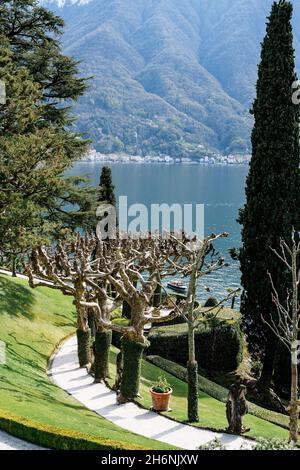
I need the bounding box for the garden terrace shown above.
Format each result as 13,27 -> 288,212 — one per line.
0,274 -> 174,450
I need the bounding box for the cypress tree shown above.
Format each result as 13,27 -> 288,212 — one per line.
238,1 -> 300,400
98,167 -> 117,208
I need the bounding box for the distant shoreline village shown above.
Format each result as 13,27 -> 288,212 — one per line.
82,149 -> 251,165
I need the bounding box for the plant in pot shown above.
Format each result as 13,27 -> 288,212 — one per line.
150,376 -> 172,412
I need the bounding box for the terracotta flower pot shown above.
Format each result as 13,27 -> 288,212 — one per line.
150,387 -> 173,412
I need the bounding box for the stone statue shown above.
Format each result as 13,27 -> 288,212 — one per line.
226,383 -> 250,434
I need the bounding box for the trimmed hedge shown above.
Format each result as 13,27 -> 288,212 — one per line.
147,355 -> 293,431
147,321 -> 243,373
119,337 -> 149,400
94,330 -> 112,382
0,410 -> 146,450
76,328 -> 91,367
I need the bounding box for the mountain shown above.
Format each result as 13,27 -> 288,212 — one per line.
40,0 -> 300,158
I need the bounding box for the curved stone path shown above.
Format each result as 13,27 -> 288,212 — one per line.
49,336 -> 253,450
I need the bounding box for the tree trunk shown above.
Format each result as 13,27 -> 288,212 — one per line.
289,244 -> 299,444
184,243 -> 205,423
187,360 -> 199,422
152,284 -> 162,307
122,280 -> 137,320
187,325 -> 199,422
122,300 -> 132,320
12,257 -> 17,277
289,343 -> 299,444
94,329 -> 112,383
118,336 -> 149,403
76,328 -> 91,367
256,337 -> 276,398
208,328 -> 217,380
88,310 -> 96,338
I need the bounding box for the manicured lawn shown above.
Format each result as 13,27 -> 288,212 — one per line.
0,274 -> 174,450
106,351 -> 289,441
0,273 -> 290,449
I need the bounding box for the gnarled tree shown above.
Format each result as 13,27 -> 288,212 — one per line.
161,233 -> 238,422
26,235 -> 97,367
83,235 -> 190,403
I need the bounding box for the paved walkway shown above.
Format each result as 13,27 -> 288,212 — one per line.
50,336 -> 253,450
0,430 -> 45,450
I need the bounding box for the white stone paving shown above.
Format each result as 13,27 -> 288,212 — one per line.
50,336 -> 253,450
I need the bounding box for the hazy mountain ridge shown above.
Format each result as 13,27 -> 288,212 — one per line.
40,0 -> 300,157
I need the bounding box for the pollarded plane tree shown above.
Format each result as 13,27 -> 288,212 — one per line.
262,230 -> 300,444
83,234 -> 192,403
25,235 -> 121,368
81,238 -> 128,384
160,233 -> 240,422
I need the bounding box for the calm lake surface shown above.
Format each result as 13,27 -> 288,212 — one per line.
69,162 -> 249,306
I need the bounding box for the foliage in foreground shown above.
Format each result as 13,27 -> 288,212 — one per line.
199,437 -> 297,451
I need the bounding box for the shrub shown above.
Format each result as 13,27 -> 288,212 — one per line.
204,297 -> 219,307
198,438 -> 226,450
199,438 -> 295,451
0,410 -> 145,450
147,321 -> 243,373
252,438 -> 296,451
151,375 -> 171,393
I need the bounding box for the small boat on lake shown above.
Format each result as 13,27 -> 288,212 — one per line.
167,281 -> 187,293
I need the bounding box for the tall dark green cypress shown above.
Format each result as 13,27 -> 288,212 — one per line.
238,0 -> 300,399
97,166 -> 118,243
98,167 -> 117,208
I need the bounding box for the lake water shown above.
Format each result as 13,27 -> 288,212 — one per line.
69,162 -> 249,306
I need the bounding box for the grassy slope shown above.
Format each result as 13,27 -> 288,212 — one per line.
0,274 -> 289,447
112,315 -> 290,438
0,274 -> 173,450
106,349 -> 288,441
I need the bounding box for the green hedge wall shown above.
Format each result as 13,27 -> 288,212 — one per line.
0,410 -> 145,450
147,321 -> 243,372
